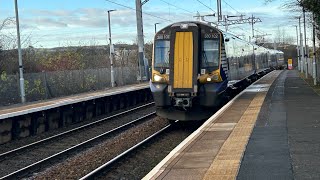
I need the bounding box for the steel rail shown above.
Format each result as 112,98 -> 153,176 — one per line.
0,102 -> 154,160
0,111 -> 156,179
79,124 -> 172,180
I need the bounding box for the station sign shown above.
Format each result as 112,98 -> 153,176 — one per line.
288,58 -> 293,70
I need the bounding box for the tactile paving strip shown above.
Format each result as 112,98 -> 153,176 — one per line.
203,72 -> 278,180
203,93 -> 266,180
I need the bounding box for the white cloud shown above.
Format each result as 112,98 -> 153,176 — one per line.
1,1 -> 308,48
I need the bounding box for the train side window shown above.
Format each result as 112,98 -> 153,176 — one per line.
154,40 -> 170,68
227,58 -> 230,70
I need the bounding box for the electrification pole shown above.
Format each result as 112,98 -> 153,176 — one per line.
251,14 -> 257,71
295,25 -> 300,70
312,12 -> 317,85
299,16 -> 304,73
217,0 -> 222,22
251,14 -> 255,39
108,10 -> 116,87
136,0 -> 148,81
303,7 -> 308,78
14,0 -> 26,103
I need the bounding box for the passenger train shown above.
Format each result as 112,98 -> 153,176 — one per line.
150,21 -> 284,121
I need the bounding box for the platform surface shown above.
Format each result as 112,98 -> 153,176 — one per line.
144,70 -> 320,180
238,70 -> 320,180
0,83 -> 148,120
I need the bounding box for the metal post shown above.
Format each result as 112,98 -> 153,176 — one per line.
299,16 -> 304,73
14,0 -> 26,103
295,25 -> 300,70
225,16 -> 228,32
312,13 -> 317,85
251,14 -> 255,38
303,7 -> 308,78
217,0 -> 222,22
135,0 -> 146,81
108,10 -> 116,87
251,14 -> 256,71
154,23 -> 159,34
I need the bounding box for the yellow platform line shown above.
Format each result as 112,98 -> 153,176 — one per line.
203,92 -> 267,180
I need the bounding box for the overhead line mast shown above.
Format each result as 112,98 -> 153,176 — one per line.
136,0 -> 149,81
216,0 -> 261,39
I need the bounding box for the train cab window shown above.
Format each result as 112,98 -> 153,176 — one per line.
154,40 -> 170,68
201,40 -> 220,68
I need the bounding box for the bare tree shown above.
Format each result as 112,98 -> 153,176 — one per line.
0,17 -> 15,50
0,17 -> 14,31
274,26 -> 295,44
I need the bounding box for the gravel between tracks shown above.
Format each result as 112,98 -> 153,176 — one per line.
99,123 -> 202,179
32,116 -> 168,179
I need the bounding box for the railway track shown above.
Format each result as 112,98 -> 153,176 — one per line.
79,124 -> 172,180
0,103 -> 156,179
78,121 -> 202,180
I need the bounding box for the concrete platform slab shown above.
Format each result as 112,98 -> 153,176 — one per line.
238,70 -> 320,179
0,83 -> 148,120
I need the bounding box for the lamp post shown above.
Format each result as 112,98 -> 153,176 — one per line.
154,23 -> 160,34
14,0 -> 26,103
108,9 -> 116,87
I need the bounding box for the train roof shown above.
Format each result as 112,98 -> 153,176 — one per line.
156,21 -> 284,54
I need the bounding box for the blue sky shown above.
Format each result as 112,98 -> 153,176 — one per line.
0,0 -> 310,48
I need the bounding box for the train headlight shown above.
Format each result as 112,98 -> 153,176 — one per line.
206,75 -> 219,82
153,74 -> 166,83
211,74 -> 220,81
199,70 -> 222,83
203,72 -> 221,83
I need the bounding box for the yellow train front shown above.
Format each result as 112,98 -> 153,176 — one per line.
150,21 -> 276,121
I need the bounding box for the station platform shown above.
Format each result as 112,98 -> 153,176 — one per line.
0,83 -> 150,144
144,70 -> 320,180
0,83 -> 149,120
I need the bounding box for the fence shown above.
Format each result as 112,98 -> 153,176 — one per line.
303,58 -> 320,83
0,66 -> 141,106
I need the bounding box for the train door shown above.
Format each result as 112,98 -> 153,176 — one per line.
173,32 -> 193,89
168,23 -> 199,105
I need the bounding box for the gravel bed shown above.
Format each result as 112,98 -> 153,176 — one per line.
32,117 -> 169,179
0,105 -> 155,177
97,121 -> 203,179
0,103 -> 155,154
